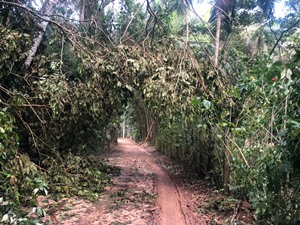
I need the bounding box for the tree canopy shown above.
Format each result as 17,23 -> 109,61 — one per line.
0,0 -> 300,223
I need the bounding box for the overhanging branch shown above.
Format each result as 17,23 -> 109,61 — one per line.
0,0 -> 96,64
270,19 -> 300,56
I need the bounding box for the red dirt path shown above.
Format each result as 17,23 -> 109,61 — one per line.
39,138 -> 253,224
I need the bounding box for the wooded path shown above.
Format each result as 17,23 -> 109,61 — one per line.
123,138 -> 187,225
43,138 -> 210,224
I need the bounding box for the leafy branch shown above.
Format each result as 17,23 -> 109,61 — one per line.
270,18 -> 300,56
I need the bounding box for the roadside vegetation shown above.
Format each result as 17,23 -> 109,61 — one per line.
0,0 -> 299,224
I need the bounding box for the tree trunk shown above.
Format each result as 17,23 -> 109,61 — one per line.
214,9 -> 222,68
223,147 -> 230,193
122,119 -> 126,138
134,98 -> 157,142
223,129 -> 232,193
183,0 -> 189,47
79,0 -> 86,21
25,0 -> 58,66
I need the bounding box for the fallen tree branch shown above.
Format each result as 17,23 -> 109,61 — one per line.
231,200 -> 242,224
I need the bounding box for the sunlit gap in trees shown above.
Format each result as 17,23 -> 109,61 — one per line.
31,0 -> 42,9
32,0 -> 79,20
32,0 -> 289,22
192,0 -> 289,21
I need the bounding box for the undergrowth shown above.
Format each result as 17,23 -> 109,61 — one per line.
0,109 -> 120,224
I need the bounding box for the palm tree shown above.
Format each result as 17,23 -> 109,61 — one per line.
208,0 -> 277,192
209,0 -> 277,68
209,0 -> 236,67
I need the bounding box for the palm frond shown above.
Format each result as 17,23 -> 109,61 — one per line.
209,0 -> 236,37
160,0 -> 194,15
257,0 -> 275,18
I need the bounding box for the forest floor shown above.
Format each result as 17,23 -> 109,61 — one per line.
39,138 -> 254,225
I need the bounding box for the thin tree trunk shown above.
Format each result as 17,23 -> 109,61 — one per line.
79,0 -> 86,21
214,9 -> 222,68
223,147 -> 230,193
223,129 -> 232,193
122,119 -> 126,138
252,36 -> 259,57
25,0 -> 58,66
134,98 -> 157,142
183,0 -> 189,47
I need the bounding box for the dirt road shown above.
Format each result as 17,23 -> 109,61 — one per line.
49,138 -> 192,224
42,138 -> 250,224
124,138 -> 187,225
89,138 -> 188,225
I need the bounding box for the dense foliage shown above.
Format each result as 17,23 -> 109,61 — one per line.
0,0 -> 299,224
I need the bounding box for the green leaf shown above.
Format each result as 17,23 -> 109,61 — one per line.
191,97 -> 200,105
0,127 -> 5,134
